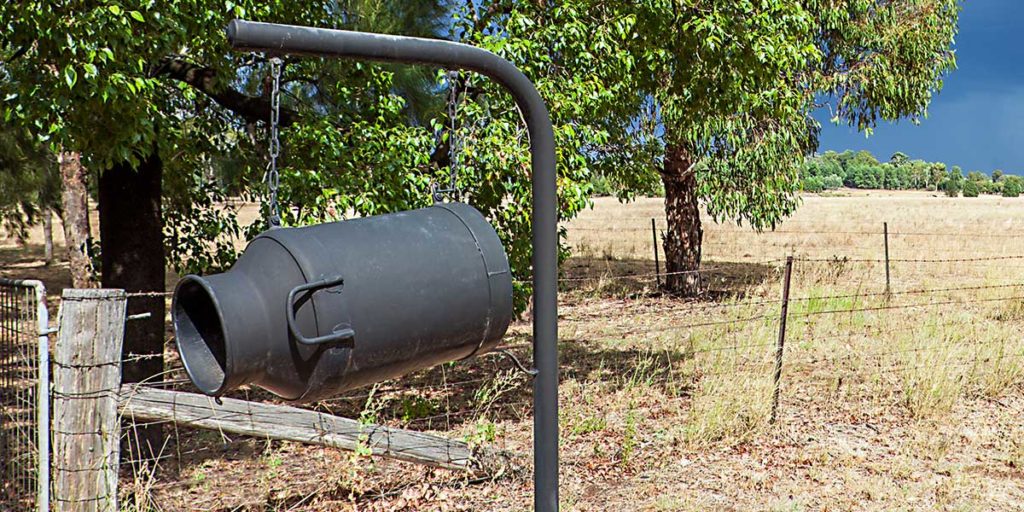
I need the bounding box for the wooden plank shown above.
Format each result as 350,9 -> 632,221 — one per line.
52,289 -> 126,512
118,385 -> 508,475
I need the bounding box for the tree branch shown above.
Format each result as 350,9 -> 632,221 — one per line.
153,58 -> 297,127
2,44 -> 31,64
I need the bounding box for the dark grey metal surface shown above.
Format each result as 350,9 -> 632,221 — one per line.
224,20 -> 560,511
173,203 -> 513,403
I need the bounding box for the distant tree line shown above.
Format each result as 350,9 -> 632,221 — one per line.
801,150 -> 1022,198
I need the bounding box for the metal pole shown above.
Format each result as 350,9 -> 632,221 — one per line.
770,256 -> 793,424
31,281 -> 49,512
225,20 -> 560,511
652,218 -> 661,288
883,222 -> 891,295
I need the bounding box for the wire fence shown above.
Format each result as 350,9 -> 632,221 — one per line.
566,217 -> 1024,270
557,217 -> 1024,290
530,217 -> 1024,426
566,218 -> 1024,239
0,279 -> 49,512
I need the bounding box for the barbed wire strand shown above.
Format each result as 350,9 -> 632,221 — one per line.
569,226 -> 1024,239
790,294 -> 1024,318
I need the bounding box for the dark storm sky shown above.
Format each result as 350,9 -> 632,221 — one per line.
816,1 -> 1024,173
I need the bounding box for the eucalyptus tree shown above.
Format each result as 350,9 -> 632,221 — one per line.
462,0 -> 959,294
641,0 -> 956,293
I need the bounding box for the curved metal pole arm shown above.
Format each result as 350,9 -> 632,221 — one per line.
225,19 -> 559,512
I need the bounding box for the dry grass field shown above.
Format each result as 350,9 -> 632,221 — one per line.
3,189 -> 1024,511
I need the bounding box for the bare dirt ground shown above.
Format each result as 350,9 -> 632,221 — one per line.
3,190 -> 1023,511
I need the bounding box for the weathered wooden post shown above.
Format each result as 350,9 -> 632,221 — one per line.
652,218 -> 661,288
52,289 -> 126,512
883,222 -> 891,295
770,257 -> 793,424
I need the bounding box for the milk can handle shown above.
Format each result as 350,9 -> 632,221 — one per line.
286,275 -> 356,346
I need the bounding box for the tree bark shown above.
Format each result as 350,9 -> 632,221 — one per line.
58,151 -> 95,287
42,208 -> 53,265
661,143 -> 703,296
98,147 -> 165,461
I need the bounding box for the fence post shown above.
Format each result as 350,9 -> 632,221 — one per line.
652,218 -> 661,288
770,256 -> 793,424
52,289 -> 126,512
883,222 -> 891,295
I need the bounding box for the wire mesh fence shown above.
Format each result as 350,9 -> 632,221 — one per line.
0,279 -> 49,512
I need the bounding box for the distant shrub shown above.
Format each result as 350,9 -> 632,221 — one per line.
849,164 -> 883,189
940,179 -> 960,197
962,180 -> 979,197
589,173 -> 614,197
821,174 -> 843,190
802,176 -> 824,193
1003,179 -> 1021,198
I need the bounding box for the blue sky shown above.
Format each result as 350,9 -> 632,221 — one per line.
816,1 -> 1024,173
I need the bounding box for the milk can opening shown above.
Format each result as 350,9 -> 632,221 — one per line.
173,277 -> 228,395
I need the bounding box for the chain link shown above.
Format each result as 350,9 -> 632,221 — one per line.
267,57 -> 283,227
432,70 -> 461,203
447,71 -> 460,195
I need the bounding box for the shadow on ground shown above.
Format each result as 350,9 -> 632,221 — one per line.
0,244 -> 71,306
561,256 -> 780,299
123,333 -> 695,482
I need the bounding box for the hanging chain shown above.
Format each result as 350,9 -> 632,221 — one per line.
432,70 -> 461,203
447,70 -> 460,195
266,57 -> 283,228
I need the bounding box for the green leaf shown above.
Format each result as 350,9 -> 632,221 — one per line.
129,11 -> 144,22
63,66 -> 77,88
108,5 -> 122,15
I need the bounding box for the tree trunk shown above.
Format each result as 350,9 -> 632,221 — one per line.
42,208 -> 53,265
98,147 -> 165,462
58,151 -> 95,287
661,143 -> 703,296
